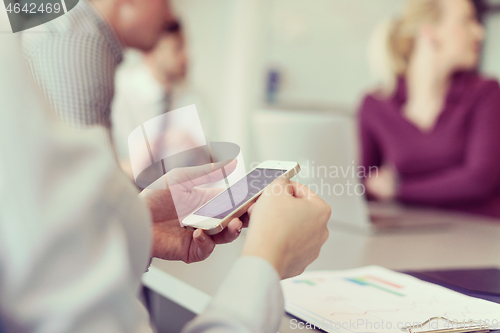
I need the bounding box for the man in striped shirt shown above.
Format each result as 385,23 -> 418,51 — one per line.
22,0 -> 175,131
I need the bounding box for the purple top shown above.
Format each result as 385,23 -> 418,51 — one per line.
358,72 -> 500,218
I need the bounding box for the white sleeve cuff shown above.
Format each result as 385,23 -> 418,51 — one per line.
182,256 -> 284,333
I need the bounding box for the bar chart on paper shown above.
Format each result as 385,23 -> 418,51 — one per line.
282,266 -> 500,333
343,276 -> 405,297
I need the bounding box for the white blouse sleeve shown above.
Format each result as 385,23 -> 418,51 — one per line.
0,14 -> 153,333
182,257 -> 285,333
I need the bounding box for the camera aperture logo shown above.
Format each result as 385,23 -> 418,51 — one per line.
2,0 -> 79,33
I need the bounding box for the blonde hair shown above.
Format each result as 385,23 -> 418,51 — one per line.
368,0 -> 444,96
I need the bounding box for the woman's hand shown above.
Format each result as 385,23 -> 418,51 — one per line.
365,165 -> 398,201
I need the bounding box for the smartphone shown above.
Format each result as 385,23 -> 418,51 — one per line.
182,160 -> 300,235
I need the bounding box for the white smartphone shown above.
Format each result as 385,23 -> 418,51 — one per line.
181,160 -> 300,235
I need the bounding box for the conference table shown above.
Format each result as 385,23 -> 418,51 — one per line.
144,203 -> 500,332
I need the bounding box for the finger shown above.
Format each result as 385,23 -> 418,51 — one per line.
196,187 -> 224,203
211,218 -> 242,244
265,176 -> 293,197
247,203 -> 255,215
239,212 -> 250,228
193,229 -> 216,261
240,203 -> 255,227
168,159 -> 237,187
289,181 -> 317,199
190,159 -> 238,187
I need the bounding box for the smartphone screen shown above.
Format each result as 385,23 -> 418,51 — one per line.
194,168 -> 286,219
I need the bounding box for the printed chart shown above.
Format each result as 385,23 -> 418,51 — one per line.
282,266 -> 500,333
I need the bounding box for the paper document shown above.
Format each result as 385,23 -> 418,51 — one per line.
282,266 -> 500,333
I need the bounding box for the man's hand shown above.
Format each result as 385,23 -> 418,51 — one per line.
241,177 -> 331,279
150,214 -> 243,263
140,160 -> 245,263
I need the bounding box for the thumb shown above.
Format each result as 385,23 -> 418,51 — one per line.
268,176 -> 294,197
192,229 -> 215,262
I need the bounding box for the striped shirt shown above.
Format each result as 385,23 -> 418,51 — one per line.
22,0 -> 123,130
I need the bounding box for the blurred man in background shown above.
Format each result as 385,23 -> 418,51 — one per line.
22,0 -> 175,136
112,21 -> 202,178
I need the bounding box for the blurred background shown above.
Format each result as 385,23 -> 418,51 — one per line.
116,0 -> 500,166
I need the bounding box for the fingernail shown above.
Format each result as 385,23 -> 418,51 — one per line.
196,230 -> 206,242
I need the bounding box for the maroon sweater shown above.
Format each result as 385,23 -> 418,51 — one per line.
358,73 -> 500,218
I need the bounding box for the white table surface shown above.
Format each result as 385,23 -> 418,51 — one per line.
149,204 -> 500,332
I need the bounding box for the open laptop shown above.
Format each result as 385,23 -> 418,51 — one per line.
252,108 -> 452,233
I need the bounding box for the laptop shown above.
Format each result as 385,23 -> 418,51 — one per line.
252,108 -> 452,233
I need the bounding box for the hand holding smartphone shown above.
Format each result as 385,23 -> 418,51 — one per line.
241,177 -> 331,279
181,160 -> 300,235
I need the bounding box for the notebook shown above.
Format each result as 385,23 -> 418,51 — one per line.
406,268 -> 500,297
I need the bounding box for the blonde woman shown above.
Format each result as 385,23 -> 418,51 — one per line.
359,0 -> 500,217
